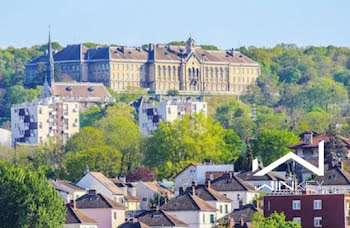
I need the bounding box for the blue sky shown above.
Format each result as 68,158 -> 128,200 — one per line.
1,0 -> 350,49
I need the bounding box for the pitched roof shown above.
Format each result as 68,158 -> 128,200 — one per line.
54,180 -> 86,191
51,82 -> 114,99
174,163 -> 201,178
310,166 -> 350,186
125,193 -> 140,202
118,221 -> 151,228
161,192 -> 217,212
88,172 -> 124,195
137,210 -> 188,227
211,174 -> 257,192
185,185 -> 231,202
143,182 -> 173,195
219,204 -> 262,225
237,165 -> 286,182
73,192 -> 125,209
289,134 -> 350,149
152,45 -> 259,65
28,44 -> 88,64
65,205 -> 98,225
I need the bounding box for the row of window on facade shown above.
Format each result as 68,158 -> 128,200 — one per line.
111,72 -> 143,81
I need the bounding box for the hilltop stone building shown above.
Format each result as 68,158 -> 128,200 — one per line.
26,37 -> 260,95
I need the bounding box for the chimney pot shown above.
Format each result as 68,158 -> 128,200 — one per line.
192,185 -> 196,196
179,187 -> 184,194
206,180 -> 211,189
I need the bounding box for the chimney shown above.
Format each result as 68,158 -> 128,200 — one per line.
252,158 -> 259,172
179,187 -> 184,194
253,199 -> 259,209
231,48 -> 235,56
206,180 -> 211,189
88,189 -> 96,195
303,131 -> 313,145
119,175 -> 126,184
70,199 -> 77,209
192,185 -> 196,196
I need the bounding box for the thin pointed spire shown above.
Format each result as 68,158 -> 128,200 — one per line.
47,26 -> 55,87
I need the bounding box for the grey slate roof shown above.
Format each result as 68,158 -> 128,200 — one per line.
184,185 -> 232,202
237,165 -> 286,182
119,221 -> 151,228
137,210 -> 188,227
310,166 -> 350,186
211,174 -> 257,192
219,204 -> 262,226
160,192 -> 217,212
72,192 -> 125,209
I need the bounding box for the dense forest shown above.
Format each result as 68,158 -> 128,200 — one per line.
1,41 -> 350,180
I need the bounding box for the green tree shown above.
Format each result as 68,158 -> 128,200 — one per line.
65,127 -> 106,153
253,129 -> 299,165
96,116 -> 143,174
252,212 -> 301,228
0,162 -> 66,227
325,124 -> 348,163
64,146 -> 122,182
215,100 -> 251,128
145,113 -> 241,178
293,110 -> 332,135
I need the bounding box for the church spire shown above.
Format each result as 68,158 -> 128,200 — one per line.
47,28 -> 55,87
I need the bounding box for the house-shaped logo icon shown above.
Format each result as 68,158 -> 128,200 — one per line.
253,140 -> 324,177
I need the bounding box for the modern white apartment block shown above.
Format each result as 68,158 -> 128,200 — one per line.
11,97 -> 79,145
138,96 -> 207,137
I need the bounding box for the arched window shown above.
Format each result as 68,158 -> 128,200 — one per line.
196,69 -> 199,77
188,68 -> 192,77
192,68 -> 195,77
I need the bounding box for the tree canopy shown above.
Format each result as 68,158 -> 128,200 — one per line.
0,162 -> 66,227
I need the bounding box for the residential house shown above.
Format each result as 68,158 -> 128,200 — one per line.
210,173 -> 259,209
264,193 -> 350,228
237,165 -> 286,193
65,205 -> 98,228
118,220 -> 150,228
77,172 -> 125,204
161,192 -> 218,228
51,180 -> 87,203
136,210 -> 188,228
136,182 -> 174,210
174,163 -> 234,195
308,165 -> 350,194
217,204 -> 262,228
71,190 -> 126,228
289,131 -> 350,181
184,183 -> 232,219
110,177 -> 140,211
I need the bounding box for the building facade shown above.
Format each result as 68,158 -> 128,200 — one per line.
264,193 -> 350,228
11,97 -> 79,145
26,37 -> 260,95
174,163 -> 234,195
138,96 -> 207,137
